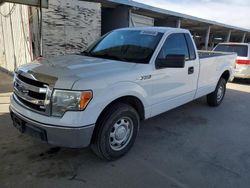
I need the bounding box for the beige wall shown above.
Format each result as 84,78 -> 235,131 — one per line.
0,3 -> 32,72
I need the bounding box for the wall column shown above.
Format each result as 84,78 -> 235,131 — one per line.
176,19 -> 181,28
226,30 -> 232,42
205,26 -> 211,50
241,33 -> 246,43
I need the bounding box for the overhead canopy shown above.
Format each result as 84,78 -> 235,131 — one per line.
0,0 -> 48,8
81,0 -> 250,38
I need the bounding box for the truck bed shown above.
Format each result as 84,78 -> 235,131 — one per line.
198,50 -> 236,59
195,51 -> 236,99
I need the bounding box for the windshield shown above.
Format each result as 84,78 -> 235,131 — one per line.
214,44 -> 248,57
84,30 -> 163,64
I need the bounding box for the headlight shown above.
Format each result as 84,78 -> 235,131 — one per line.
51,90 -> 93,117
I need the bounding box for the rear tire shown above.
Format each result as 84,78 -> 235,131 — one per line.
207,78 -> 226,107
91,103 -> 140,161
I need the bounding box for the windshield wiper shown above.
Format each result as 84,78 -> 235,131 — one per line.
81,50 -> 92,56
92,53 -> 127,62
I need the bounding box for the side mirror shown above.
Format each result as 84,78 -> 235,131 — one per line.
156,54 -> 185,69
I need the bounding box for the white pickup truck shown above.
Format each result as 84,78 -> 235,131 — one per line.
10,27 -> 236,160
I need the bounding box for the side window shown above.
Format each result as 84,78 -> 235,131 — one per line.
157,33 -> 189,61
185,33 -> 196,60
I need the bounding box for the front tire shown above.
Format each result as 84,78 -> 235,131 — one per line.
91,103 -> 140,161
207,78 -> 226,107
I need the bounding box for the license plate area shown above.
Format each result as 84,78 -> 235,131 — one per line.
13,115 -> 25,133
11,113 -> 47,141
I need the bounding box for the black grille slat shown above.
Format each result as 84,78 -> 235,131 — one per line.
15,95 -> 46,112
28,90 -> 46,100
18,74 -> 47,88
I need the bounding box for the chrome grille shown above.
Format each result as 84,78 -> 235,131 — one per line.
13,73 -> 52,115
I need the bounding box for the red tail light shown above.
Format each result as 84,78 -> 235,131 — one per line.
236,60 -> 250,65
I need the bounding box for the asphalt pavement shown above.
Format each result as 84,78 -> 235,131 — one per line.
0,71 -> 250,188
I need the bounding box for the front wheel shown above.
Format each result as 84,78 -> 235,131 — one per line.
207,78 -> 226,107
91,103 -> 140,161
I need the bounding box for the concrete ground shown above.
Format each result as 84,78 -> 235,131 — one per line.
0,71 -> 250,188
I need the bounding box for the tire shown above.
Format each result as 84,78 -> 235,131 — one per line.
91,103 -> 140,161
207,78 -> 226,107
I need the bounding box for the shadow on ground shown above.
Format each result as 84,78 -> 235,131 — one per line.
0,72 -> 13,93
0,112 -> 100,180
232,78 -> 250,86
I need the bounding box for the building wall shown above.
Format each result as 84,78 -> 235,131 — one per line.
0,0 -> 101,72
0,3 -> 32,72
41,0 -> 101,57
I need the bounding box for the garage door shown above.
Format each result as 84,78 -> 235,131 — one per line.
129,13 -> 154,27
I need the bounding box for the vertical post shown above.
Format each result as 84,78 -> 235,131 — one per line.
210,34 -> 214,49
241,33 -> 246,43
39,0 -> 43,57
226,30 -> 231,42
205,26 -> 211,50
9,4 -> 17,70
0,12 -> 8,69
129,10 -> 135,27
176,19 -> 181,28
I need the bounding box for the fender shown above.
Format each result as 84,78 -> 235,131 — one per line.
71,82 -> 151,125
77,81 -> 151,126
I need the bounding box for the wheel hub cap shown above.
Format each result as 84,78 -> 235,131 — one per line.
109,117 -> 134,151
217,85 -> 224,102
115,126 -> 127,140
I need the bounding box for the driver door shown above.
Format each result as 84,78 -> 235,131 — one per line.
150,33 -> 198,117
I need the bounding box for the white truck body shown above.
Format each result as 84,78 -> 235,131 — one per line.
10,27 -> 236,156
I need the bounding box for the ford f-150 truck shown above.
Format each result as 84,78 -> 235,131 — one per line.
10,27 -> 236,160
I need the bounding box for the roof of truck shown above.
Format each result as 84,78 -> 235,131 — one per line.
116,27 -> 189,33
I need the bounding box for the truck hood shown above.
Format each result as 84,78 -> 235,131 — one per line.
17,55 -> 136,89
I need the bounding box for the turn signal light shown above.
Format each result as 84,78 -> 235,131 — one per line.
79,91 -> 93,110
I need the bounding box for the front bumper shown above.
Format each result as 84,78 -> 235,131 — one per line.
9,106 -> 95,148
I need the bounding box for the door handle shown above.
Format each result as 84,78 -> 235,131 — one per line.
188,67 -> 194,75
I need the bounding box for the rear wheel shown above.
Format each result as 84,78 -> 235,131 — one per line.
207,78 -> 226,107
91,103 -> 140,161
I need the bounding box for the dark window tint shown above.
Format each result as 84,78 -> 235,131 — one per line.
157,33 -> 189,61
214,44 -> 248,57
185,33 -> 196,60
86,30 -> 163,64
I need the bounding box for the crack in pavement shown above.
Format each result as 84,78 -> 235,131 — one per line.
69,174 -> 87,184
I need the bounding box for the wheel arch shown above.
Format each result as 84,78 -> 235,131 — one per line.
220,70 -> 230,82
91,95 -> 145,145
97,95 -> 145,123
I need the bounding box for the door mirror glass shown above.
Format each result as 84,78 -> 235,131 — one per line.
156,54 -> 185,69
